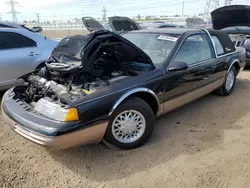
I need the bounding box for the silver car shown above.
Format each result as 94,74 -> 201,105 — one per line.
0,28 -> 58,91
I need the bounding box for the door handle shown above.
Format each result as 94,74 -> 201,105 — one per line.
28,52 -> 39,56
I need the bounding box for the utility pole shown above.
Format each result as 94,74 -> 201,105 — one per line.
35,13 -> 40,23
102,6 -> 107,22
225,0 -> 233,6
182,0 -> 185,16
5,0 -> 20,22
204,0 -> 219,21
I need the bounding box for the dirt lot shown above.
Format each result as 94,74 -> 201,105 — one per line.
1,71 -> 250,188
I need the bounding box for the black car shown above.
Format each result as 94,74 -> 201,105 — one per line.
1,28 -> 246,150
212,5 -> 250,66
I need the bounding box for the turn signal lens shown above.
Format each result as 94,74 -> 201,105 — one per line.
64,108 -> 79,122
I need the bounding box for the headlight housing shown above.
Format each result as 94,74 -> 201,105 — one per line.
34,98 -> 79,122
244,39 -> 250,46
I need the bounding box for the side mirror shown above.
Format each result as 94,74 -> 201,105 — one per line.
168,61 -> 188,72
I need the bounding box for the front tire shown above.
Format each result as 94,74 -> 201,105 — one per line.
216,66 -> 236,96
104,97 -> 155,150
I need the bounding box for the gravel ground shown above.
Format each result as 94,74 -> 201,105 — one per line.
1,71 -> 250,188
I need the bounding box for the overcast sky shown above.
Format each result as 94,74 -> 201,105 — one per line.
1,0 -> 250,22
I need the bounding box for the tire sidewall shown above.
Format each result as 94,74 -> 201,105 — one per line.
104,98 -> 155,149
223,67 -> 236,95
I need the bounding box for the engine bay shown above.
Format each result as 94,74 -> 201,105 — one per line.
13,31 -> 155,111
14,58 -> 152,107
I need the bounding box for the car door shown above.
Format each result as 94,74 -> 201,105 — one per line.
0,31 -> 40,86
163,33 -> 219,113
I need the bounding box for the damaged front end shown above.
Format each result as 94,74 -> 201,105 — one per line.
13,31 -> 154,121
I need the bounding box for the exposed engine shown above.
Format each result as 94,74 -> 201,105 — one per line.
13,32 -> 154,107
15,65 -> 133,105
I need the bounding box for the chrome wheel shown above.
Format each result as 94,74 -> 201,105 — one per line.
111,110 -> 146,144
225,70 -> 235,91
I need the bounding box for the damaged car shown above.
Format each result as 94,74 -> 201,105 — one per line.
82,16 -> 141,34
212,5 -> 250,66
82,16 -> 182,34
1,28 -> 246,150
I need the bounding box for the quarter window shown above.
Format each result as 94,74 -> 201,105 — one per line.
0,32 -> 36,50
211,36 -> 225,55
174,34 -> 213,66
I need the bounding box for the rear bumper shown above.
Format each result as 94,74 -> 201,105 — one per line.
1,90 -> 108,149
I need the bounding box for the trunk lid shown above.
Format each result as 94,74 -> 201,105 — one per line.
82,16 -> 141,34
82,17 -> 105,32
211,5 -> 250,30
108,16 -> 141,33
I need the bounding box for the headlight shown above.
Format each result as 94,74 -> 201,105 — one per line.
244,39 -> 250,46
34,98 -> 79,122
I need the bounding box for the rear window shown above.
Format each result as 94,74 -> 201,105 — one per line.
211,35 -> 225,55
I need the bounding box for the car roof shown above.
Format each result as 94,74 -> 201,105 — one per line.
128,28 -> 203,35
207,28 -> 236,53
0,27 -> 42,39
0,21 -> 23,28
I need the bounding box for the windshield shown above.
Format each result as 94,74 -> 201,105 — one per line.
122,33 -> 179,67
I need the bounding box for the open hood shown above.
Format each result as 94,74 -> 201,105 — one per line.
49,30 -> 154,72
211,5 -> 250,30
82,17 -> 105,32
108,16 -> 141,33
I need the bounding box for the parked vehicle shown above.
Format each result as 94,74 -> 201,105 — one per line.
0,28 -> 58,91
143,22 -> 184,29
82,16 -> 182,34
1,28 -> 246,150
212,5 -> 250,66
82,16 -> 141,34
32,26 -> 43,33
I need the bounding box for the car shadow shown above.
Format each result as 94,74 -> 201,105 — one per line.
47,78 -> 250,182
0,91 -> 5,108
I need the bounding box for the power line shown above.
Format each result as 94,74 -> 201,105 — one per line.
225,0 -> 233,6
5,0 -> 20,22
36,0 -> 192,10
182,0 -> 185,16
204,0 -> 219,20
102,6 -> 107,21
35,13 -> 40,23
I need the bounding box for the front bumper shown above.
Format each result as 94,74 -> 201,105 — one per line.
1,90 -> 108,149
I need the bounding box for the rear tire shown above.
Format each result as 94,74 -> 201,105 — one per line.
216,66 -> 236,96
104,97 -> 155,150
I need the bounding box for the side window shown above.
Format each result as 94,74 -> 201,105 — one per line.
174,34 -> 213,66
0,32 -> 36,50
211,36 -> 225,55
24,36 -> 37,47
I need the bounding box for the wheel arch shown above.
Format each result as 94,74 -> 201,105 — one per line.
228,59 -> 240,75
108,88 -> 160,116
35,61 -> 46,70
